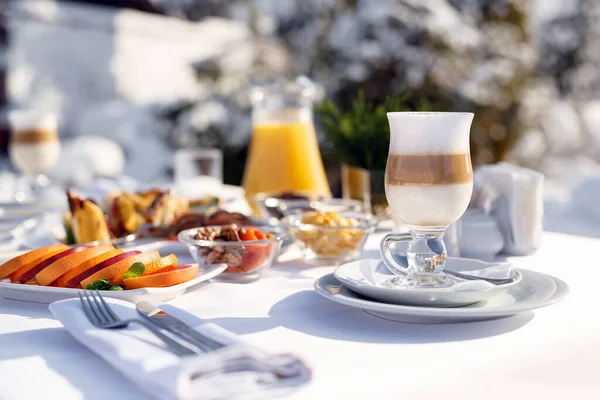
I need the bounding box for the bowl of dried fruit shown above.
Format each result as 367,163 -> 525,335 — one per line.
178,224 -> 286,283
284,210 -> 377,265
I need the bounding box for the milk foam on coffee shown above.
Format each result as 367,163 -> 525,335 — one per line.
387,112 -> 472,155
385,112 -> 473,227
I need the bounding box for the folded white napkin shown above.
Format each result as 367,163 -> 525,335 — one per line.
49,298 -> 311,400
454,262 -> 512,279
570,175 -> 600,221
382,256 -> 514,292
449,262 -> 514,292
470,162 -> 544,256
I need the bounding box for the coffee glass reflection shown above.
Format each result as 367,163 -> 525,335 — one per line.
8,111 -> 60,201
379,112 -> 474,288
8,111 -> 60,175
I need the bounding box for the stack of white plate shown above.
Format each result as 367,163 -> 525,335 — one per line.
314,258 -> 569,324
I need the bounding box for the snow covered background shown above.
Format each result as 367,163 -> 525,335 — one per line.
2,0 -> 600,237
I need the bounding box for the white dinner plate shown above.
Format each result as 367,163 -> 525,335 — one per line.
334,258 -> 522,307
0,263 -> 227,304
314,270 -> 569,324
0,195 -> 66,210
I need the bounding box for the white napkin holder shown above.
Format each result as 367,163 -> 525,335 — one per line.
458,209 -> 504,260
470,162 -> 543,256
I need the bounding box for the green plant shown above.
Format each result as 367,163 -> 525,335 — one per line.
316,91 -> 433,170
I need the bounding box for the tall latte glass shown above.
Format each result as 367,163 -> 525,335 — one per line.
380,112 -> 473,288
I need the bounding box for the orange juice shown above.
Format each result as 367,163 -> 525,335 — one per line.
243,120 -> 331,214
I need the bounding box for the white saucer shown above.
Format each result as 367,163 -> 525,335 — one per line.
334,258 -> 522,307
314,271 -> 568,324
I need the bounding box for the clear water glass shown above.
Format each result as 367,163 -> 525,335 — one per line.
174,148 -> 223,199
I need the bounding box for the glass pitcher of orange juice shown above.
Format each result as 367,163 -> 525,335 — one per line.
243,78 -> 331,214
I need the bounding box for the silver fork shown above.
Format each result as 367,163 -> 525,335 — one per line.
78,290 -> 199,356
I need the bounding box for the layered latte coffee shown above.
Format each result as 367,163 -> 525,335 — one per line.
8,112 -> 60,175
385,151 -> 473,227
381,112 -> 474,287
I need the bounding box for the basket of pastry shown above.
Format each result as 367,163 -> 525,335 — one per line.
63,189 -> 190,245
62,188 -> 277,254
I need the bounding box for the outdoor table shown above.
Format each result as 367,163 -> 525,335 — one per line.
0,229 -> 596,399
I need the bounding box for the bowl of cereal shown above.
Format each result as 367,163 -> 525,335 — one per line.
178,224 -> 285,283
284,211 -> 376,265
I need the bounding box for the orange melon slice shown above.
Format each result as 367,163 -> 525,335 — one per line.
36,245 -> 115,286
67,250 -> 141,288
0,244 -> 69,280
14,246 -> 92,284
55,248 -> 123,288
81,251 -> 160,288
9,248 -> 73,283
143,253 -> 178,275
123,264 -> 199,290
112,253 -> 178,285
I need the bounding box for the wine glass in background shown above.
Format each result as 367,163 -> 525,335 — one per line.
8,110 -> 61,202
174,148 -> 223,200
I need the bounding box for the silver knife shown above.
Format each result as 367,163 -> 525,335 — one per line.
136,301 -> 224,352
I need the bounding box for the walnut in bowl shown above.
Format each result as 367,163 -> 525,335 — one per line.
178,224 -> 285,283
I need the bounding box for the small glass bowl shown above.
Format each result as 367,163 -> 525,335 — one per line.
256,193 -> 364,220
178,225 -> 285,283
284,211 -> 376,266
254,191 -> 326,220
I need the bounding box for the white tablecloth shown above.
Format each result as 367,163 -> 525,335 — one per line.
0,231 -> 598,399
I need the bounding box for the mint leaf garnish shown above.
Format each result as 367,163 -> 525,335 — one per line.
122,262 -> 145,280
85,279 -> 124,291
206,196 -> 219,205
64,226 -> 76,245
85,279 -> 111,290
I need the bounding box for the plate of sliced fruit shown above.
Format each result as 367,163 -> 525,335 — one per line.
0,244 -> 227,304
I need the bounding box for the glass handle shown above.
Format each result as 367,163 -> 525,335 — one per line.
380,232 -> 413,276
